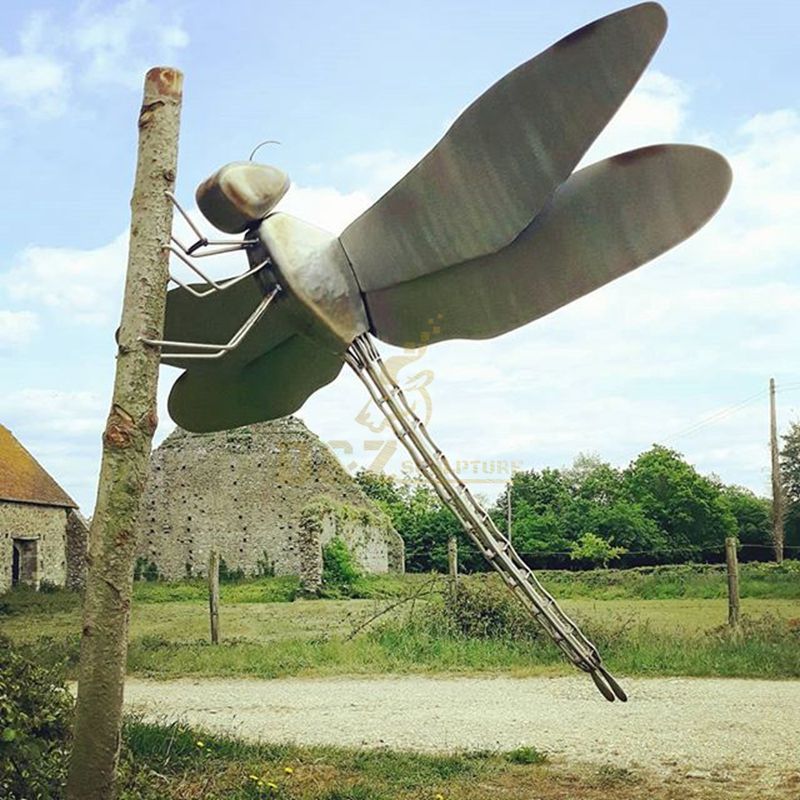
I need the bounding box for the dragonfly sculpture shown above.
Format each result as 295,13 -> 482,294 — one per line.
152,1 -> 731,701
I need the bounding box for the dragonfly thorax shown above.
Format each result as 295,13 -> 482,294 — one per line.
196,161 -> 290,234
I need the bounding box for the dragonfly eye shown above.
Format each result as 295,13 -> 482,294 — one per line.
195,161 -> 290,234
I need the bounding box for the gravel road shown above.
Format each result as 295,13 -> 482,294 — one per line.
123,674 -> 799,780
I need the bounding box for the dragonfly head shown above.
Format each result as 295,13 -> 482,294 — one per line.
195,162 -> 290,234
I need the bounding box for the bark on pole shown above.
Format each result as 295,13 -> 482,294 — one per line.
66,67 -> 183,800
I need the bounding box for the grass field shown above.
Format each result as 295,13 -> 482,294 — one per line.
114,718 -> 779,800
2,565 -> 798,681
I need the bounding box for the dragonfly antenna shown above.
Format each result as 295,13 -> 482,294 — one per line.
249,139 -> 281,161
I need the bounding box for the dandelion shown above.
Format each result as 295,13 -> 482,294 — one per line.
249,774 -> 259,781
195,740 -> 204,748
284,766 -> 294,775
434,794 -> 445,800
267,781 -> 278,790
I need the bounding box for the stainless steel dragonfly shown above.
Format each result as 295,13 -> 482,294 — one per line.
150,1 -> 732,701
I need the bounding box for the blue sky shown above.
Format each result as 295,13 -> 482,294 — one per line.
2,0 -> 799,512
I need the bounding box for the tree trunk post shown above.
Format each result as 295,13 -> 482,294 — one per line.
770,378 -> 785,563
209,549 -> 220,644
447,534 -> 458,596
66,67 -> 183,800
725,537 -> 741,634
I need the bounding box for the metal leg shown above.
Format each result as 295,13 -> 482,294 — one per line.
165,192 -> 266,298
142,286 -> 280,360
345,333 -> 627,702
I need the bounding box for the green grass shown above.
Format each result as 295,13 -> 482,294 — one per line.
2,565 -> 798,682
118,718 -> 756,799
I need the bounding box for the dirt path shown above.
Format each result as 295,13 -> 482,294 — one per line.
123,675 -> 799,781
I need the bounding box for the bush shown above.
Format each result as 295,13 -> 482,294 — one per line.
322,537 -> 361,596
440,577 -> 544,643
0,635 -> 74,799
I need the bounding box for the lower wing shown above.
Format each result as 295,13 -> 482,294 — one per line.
167,334 -> 344,433
364,144 -> 732,347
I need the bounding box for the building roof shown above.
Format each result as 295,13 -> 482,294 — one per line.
0,425 -> 77,509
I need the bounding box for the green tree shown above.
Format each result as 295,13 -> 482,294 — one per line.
779,422 -> 800,552
624,445 -> 736,557
720,485 -> 771,549
354,469 -> 403,505
569,532 -> 627,568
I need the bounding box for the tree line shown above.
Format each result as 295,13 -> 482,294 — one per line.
356,442 -> 799,572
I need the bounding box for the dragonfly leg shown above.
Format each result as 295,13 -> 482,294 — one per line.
345,332 -> 626,702
141,286 -> 280,361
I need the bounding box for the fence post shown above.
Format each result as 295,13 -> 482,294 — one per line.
209,549 -> 220,644
447,535 -> 458,596
725,537 -> 740,634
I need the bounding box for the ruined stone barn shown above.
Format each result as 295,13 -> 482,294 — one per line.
136,417 -> 404,588
0,425 -> 88,592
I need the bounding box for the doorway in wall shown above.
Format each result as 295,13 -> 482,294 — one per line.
12,538 -> 38,587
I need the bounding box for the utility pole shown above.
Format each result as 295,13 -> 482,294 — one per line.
770,377 -> 785,563
507,481 -> 512,543
67,67 -> 183,800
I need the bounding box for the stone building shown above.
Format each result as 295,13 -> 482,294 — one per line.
136,417 -> 404,589
0,425 -> 88,592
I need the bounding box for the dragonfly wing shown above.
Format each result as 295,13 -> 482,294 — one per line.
167,334 -> 344,433
160,273 -> 300,369
365,144 -> 732,347
162,274 -> 344,432
340,2 -> 667,293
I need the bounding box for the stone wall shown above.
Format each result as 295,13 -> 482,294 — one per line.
136,417 -> 404,581
65,509 -> 90,591
0,501 -> 68,592
297,499 -> 405,591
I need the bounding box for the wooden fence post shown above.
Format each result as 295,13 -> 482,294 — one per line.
447,535 -> 458,596
725,537 -> 741,634
209,549 -> 220,644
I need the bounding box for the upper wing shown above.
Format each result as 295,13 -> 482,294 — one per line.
340,2 -> 667,293
364,144 -> 732,347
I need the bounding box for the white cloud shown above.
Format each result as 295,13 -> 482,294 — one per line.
280,184 -> 374,235
0,388 -> 106,437
0,13 -> 69,120
0,1 -> 189,128
583,71 -> 690,164
3,232 -> 128,326
0,310 -> 38,347
73,0 -> 189,89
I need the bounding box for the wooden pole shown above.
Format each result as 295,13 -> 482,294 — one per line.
209,549 -> 220,644
507,483 -> 512,543
725,536 -> 741,633
66,67 -> 183,800
447,535 -> 458,596
770,378 -> 785,563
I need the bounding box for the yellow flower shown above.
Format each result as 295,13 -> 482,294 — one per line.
434,794 -> 445,800
267,782 -> 278,790
284,766 -> 294,775
195,740 -> 204,748
249,774 -> 259,781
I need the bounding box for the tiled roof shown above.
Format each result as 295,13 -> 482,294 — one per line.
0,425 -> 77,508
